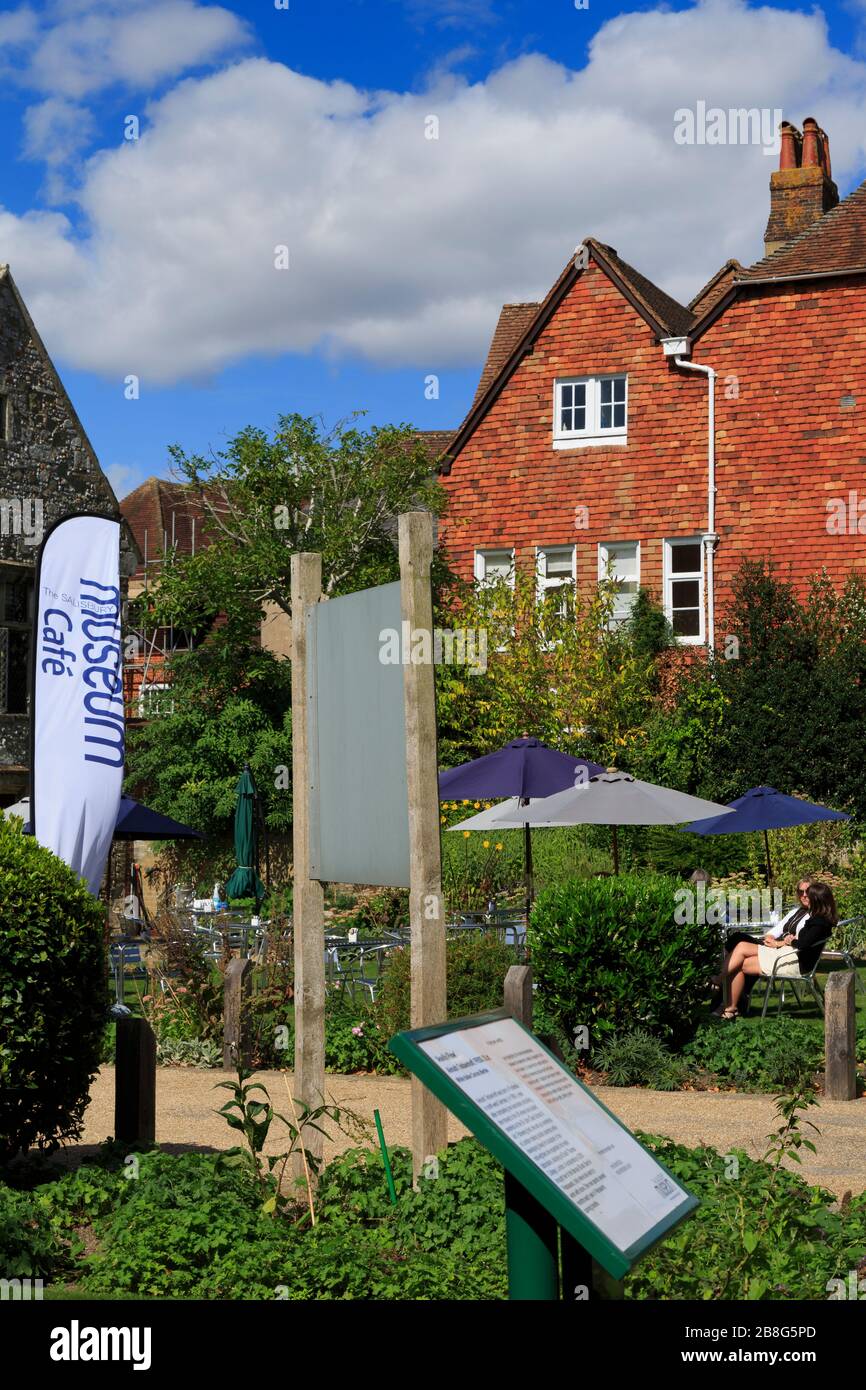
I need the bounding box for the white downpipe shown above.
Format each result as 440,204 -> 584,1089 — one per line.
675,357 -> 717,654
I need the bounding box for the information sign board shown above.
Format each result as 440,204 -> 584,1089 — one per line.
390,1010 -> 698,1279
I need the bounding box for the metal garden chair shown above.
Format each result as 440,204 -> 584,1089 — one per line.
758,950 -> 825,1018
819,916 -> 866,998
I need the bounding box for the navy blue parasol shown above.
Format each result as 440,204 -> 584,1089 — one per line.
682,785 -> 849,882
439,738 -> 603,910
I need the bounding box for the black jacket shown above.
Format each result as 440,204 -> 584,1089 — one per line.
788,914 -> 834,975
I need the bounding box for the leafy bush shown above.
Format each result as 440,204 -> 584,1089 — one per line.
0,1184 -> 64,1279
633,562 -> 866,823
528,873 -> 717,1052
683,1019 -> 826,1091
628,1131 -> 866,1301
0,817 -> 108,1158
625,586 -> 674,663
595,1029 -> 687,1090
375,933 -> 519,1041
26,1138 -> 506,1300
4,1117 -> 866,1301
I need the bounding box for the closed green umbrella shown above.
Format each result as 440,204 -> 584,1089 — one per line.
225,766 -> 266,904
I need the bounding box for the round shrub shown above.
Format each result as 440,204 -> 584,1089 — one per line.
528,873 -> 718,1053
0,816 -> 108,1158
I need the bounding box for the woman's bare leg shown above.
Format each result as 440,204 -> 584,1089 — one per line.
712,940 -> 760,986
728,956 -> 762,1011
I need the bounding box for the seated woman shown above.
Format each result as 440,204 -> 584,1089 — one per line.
711,882 -> 837,1019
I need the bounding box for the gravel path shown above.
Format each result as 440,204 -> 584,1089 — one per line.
64,1067 -> 866,1197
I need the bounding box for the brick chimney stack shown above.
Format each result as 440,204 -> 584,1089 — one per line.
764,117 -> 838,256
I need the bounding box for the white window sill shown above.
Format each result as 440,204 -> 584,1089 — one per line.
553,435 -> 628,450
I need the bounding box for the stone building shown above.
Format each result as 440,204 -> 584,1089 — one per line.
0,264 -> 137,805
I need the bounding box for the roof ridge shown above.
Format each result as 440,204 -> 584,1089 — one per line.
688,259 -> 744,311
738,175 -> 866,280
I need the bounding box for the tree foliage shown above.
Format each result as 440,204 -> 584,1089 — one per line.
435,564 -> 661,766
127,414 -> 445,848
634,560 -> 866,820
142,413 -> 445,637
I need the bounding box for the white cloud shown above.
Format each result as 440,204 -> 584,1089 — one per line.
2,0 -> 866,386
2,0 -> 250,98
23,96 -> 96,166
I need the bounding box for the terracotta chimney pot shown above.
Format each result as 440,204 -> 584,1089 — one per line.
820,127 -> 832,179
779,122 -> 799,170
802,117 -> 820,167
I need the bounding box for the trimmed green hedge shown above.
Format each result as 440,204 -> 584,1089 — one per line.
0,816 -> 108,1158
528,873 -> 718,1053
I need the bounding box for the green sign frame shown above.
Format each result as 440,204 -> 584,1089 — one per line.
390,1009 -> 698,1280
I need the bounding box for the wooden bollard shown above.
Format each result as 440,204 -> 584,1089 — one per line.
505,964 -> 533,1028
223,957 -> 253,1070
824,970 -> 857,1101
115,1016 -> 156,1143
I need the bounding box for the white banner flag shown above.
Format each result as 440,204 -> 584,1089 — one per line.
32,513 -> 124,894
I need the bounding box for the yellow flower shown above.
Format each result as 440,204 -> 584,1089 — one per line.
473,801 -> 481,809
483,840 -> 490,849
440,815 -> 446,824
495,843 -> 503,851
462,799 -> 470,805
463,830 -> 471,839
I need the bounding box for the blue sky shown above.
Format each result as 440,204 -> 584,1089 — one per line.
1,0 -> 865,500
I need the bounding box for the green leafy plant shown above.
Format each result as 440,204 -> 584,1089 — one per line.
682,1019 -> 824,1092
0,817 -> 108,1158
214,1064 -> 367,1218
762,1088 -> 820,1168
595,1029 -> 688,1090
156,1037 -> 221,1068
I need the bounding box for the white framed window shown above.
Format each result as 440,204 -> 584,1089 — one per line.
553,375 -> 627,448
536,545 -> 576,619
598,541 -> 640,626
474,548 -> 514,587
137,681 -> 175,718
664,538 -> 705,643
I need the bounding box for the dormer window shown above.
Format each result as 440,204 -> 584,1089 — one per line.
553,375 -> 628,448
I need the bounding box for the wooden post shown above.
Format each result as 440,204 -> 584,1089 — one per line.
115,1016 -> 156,1143
223,956 -> 253,1070
399,511 -> 448,1180
505,964 -> 533,1028
291,553 -> 326,1172
824,970 -> 857,1101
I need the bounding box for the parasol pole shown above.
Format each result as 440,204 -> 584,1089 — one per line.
763,828 -> 773,888
611,825 -> 620,875
522,802 -> 534,918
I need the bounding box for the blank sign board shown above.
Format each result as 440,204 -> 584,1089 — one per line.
307,582 -> 411,887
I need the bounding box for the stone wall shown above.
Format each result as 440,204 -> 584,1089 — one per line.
0,267 -> 137,784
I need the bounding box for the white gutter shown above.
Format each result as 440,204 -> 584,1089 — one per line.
661,339 -> 718,654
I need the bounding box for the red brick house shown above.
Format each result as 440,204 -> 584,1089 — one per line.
120,477 -> 225,719
439,117 -> 866,651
